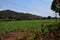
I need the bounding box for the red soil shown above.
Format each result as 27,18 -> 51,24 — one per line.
0,29 -> 60,40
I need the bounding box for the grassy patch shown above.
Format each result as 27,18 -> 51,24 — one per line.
0,20 -> 58,33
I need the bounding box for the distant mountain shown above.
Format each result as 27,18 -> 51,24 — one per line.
0,10 -> 43,21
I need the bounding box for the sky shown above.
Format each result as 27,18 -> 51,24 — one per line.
0,0 -> 58,17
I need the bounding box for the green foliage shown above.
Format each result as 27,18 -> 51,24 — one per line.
0,20 -> 57,33
0,10 -> 42,20
26,34 -> 36,40
51,0 -> 57,11
51,0 -> 60,16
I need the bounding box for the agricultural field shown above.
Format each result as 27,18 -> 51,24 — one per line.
0,19 -> 60,40
0,19 -> 58,33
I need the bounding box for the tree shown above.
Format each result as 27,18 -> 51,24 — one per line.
47,16 -> 51,19
43,17 -> 47,19
51,0 -> 60,17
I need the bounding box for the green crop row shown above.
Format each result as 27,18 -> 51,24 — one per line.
0,20 -> 58,33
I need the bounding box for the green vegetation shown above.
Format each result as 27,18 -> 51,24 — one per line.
0,20 -> 58,33
0,10 -> 58,21
0,10 -> 42,20
51,0 -> 60,18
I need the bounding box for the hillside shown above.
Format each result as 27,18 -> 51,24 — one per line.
0,10 -> 43,21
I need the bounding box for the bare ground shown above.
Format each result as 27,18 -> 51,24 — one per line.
0,29 -> 60,40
